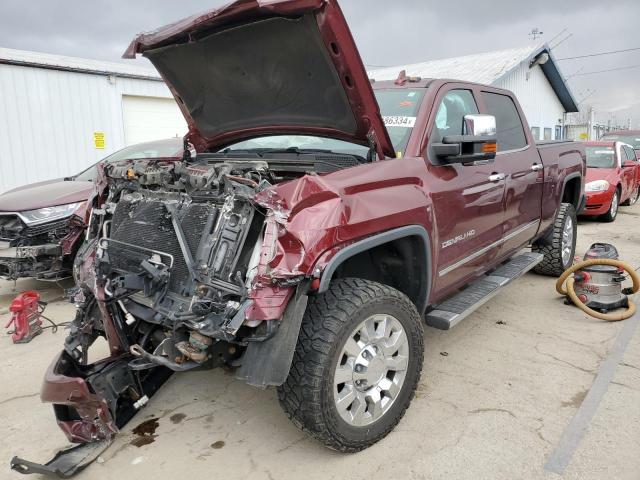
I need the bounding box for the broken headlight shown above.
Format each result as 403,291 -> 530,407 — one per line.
20,202 -> 84,225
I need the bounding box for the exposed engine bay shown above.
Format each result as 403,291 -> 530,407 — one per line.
67,150 -> 365,375
96,159 -> 267,368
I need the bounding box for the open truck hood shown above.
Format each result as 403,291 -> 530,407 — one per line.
124,0 -> 394,158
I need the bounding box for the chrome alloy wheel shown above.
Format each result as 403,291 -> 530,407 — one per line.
561,215 -> 574,265
630,188 -> 640,206
333,314 -> 409,427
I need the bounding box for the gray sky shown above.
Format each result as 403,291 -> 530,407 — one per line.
1,0 -> 639,127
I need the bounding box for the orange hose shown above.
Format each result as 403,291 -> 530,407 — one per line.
556,259 -> 640,321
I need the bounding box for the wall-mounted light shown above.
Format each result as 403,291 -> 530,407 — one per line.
529,52 -> 550,69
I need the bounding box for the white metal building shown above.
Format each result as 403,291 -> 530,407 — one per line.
0,44 -> 578,194
369,43 -> 578,142
0,47 -> 186,193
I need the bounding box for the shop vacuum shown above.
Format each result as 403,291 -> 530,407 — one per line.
557,243 -> 639,321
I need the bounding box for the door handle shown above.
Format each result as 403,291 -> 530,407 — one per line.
488,173 -> 505,182
531,163 -> 543,172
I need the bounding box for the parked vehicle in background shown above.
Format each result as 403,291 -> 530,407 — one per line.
600,130 -> 640,159
581,141 -> 639,222
599,131 -> 640,206
0,138 -> 182,280
619,143 -> 640,206
10,1 -> 586,474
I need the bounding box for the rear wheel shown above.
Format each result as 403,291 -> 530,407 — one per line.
278,278 -> 423,452
532,202 -> 577,277
601,189 -> 620,222
621,186 -> 639,206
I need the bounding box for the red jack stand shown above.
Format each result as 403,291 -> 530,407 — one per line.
4,291 -> 43,344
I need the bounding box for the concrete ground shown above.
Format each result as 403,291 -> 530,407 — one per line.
2,204 -> 640,480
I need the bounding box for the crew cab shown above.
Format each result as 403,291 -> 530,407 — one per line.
11,0 -> 586,475
582,141 -> 640,221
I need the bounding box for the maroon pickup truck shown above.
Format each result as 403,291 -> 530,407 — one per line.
11,0 -> 585,475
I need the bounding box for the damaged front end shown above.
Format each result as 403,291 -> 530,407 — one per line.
0,208 -> 87,281
11,0 -> 400,474
11,153 -> 319,477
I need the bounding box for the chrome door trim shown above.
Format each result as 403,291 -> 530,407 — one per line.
438,220 -> 539,277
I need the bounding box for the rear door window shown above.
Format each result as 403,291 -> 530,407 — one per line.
482,92 -> 527,152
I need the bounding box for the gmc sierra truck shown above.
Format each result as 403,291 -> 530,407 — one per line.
11,0 -> 585,476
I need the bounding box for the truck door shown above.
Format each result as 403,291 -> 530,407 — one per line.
426,86 -> 506,296
480,90 -> 542,255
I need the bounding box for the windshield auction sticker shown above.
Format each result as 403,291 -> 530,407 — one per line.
383,116 -> 416,128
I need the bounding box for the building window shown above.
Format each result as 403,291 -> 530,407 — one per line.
481,92 -> 527,151
544,128 -> 552,140
555,125 -> 562,140
531,127 -> 540,140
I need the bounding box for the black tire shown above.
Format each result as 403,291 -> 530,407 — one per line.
600,188 -> 620,222
532,202 -> 577,277
621,186 -> 639,206
278,278 -> 424,452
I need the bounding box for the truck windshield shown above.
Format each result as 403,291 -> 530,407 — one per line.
600,134 -> 640,150
585,146 -> 616,168
222,88 -> 425,158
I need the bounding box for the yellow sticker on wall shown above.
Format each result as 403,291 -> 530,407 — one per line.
94,132 -> 105,149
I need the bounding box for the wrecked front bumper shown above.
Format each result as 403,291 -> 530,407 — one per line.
0,243 -> 65,280
0,212 -> 86,280
11,350 -> 172,477
40,351 -> 117,443
10,351 -> 115,477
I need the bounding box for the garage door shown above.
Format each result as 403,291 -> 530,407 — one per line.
122,95 -> 187,145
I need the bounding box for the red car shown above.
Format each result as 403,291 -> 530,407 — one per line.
0,138 -> 181,280
600,130 -> 640,201
582,141 -> 639,221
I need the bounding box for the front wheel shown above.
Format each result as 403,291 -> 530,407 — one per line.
532,202 -> 577,277
278,278 -> 424,452
601,189 -> 620,222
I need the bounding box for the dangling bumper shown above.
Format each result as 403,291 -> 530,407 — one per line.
10,350 -> 172,477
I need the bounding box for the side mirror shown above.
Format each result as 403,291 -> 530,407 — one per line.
623,160 -> 636,168
433,114 -> 498,164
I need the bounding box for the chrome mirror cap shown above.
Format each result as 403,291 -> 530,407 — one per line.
464,114 -> 497,137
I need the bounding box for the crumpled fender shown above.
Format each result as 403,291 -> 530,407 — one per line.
248,157 -> 434,320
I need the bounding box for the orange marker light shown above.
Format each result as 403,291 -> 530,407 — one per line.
482,142 -> 497,154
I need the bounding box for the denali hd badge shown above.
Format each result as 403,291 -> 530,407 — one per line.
442,230 -> 476,249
